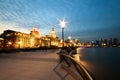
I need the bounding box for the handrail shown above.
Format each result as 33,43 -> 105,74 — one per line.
57,52 -> 94,80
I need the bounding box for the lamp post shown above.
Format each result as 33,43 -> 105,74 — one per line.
68,36 -> 71,40
62,27 -> 64,47
59,19 -> 66,48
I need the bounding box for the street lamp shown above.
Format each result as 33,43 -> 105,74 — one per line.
8,41 -> 12,45
59,19 -> 67,47
68,36 -> 71,40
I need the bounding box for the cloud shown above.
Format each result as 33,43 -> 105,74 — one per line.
0,21 -> 30,34
0,21 -> 54,37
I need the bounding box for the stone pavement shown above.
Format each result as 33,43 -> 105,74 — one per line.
0,49 -> 63,80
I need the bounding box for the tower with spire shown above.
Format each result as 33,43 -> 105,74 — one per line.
49,28 -> 57,38
48,28 -> 58,46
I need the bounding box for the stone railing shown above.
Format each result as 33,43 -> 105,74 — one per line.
55,52 -> 94,80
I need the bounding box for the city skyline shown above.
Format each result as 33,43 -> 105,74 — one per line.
0,0 -> 120,42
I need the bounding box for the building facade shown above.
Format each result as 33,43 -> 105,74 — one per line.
48,28 -> 58,47
0,30 -> 31,49
0,27 -> 59,50
0,38 -> 4,50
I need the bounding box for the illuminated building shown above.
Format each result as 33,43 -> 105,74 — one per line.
0,38 -> 4,49
0,27 -> 59,50
104,39 -> 108,47
30,27 -> 41,38
95,40 -> 100,46
0,27 -> 41,49
40,36 -> 51,47
0,30 -> 31,49
30,27 -> 41,48
85,42 -> 92,48
100,38 -> 104,47
48,28 -> 59,47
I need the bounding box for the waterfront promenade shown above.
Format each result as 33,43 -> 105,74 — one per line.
0,49 -> 62,80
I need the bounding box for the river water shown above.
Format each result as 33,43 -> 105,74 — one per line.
78,47 -> 120,80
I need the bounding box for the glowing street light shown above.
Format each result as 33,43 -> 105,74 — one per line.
59,19 -> 67,47
68,36 -> 71,40
8,41 -> 12,45
8,41 -> 12,49
59,19 -> 66,28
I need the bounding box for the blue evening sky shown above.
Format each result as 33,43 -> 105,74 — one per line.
0,0 -> 120,41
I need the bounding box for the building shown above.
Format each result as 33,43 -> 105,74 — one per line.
30,27 -> 41,48
0,30 -> 31,49
47,28 -> 59,47
95,40 -> 100,46
0,28 -> 41,49
0,38 -> 4,50
0,27 -> 59,50
108,38 -> 113,47
113,38 -> 119,47
37,28 -> 59,48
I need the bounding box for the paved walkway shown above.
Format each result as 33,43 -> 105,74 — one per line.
0,49 -> 62,80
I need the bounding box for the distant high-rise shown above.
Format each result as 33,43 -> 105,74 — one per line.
113,38 -> 119,47
96,40 -> 100,46
104,39 -> 108,46
108,38 -> 112,47
100,38 -> 104,47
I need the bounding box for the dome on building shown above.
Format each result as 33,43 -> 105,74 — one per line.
30,27 -> 41,37
49,28 -> 57,38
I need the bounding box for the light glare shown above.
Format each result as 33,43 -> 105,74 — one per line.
59,19 -> 66,28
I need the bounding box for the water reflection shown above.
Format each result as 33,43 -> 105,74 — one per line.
78,47 -> 120,80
